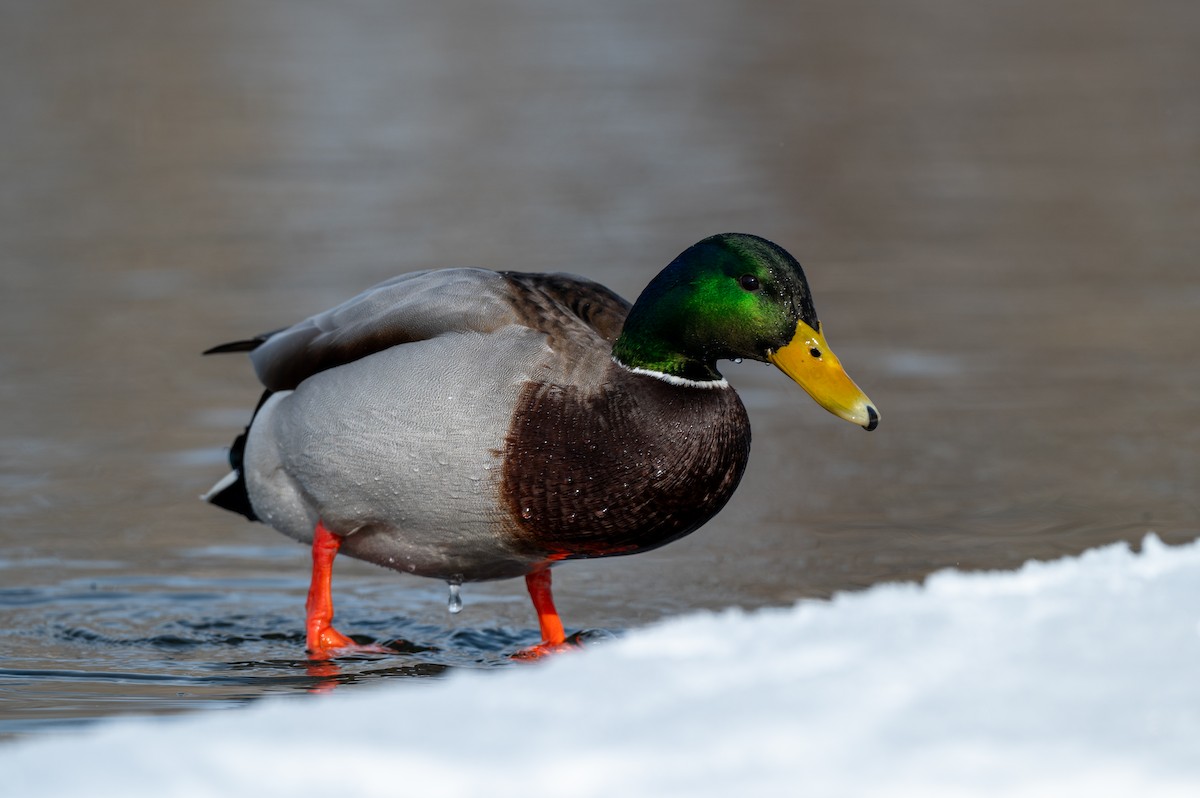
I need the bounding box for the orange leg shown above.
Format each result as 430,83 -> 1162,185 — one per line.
305,521 -> 356,658
514,569 -> 570,659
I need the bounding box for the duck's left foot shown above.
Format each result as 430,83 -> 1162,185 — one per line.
512,639 -> 575,660
308,639 -> 394,660
305,622 -> 393,660
308,621 -> 354,654
304,521 -> 392,659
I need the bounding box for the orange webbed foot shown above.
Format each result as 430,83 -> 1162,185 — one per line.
511,639 -> 575,661
305,624 -> 393,660
512,569 -> 574,660
304,521 -> 393,660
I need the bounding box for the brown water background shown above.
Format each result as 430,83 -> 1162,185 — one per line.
2,1 -> 1198,737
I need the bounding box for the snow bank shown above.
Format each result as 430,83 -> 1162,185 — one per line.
4,535 -> 1198,798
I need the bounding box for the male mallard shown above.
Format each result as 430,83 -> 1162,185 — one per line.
204,233 -> 878,658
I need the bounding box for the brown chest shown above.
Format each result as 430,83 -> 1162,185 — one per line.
500,372 -> 751,560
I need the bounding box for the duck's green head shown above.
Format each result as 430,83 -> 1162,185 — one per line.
612,232 -> 879,430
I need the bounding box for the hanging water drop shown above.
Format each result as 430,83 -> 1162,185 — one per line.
447,581 -> 463,614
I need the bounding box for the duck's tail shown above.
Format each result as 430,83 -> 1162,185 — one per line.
202,467 -> 256,520
201,389 -> 271,522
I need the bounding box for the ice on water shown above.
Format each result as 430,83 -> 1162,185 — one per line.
3,535 -> 1198,797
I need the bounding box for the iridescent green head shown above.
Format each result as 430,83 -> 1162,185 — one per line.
613,233 -> 818,381
613,232 -> 879,430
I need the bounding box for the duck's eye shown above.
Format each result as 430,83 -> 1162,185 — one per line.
810,347 -> 822,358
739,274 -> 760,291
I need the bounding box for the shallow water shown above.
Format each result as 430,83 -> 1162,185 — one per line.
2,0 -> 1199,739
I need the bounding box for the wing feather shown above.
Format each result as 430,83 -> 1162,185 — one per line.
206,268 -> 633,392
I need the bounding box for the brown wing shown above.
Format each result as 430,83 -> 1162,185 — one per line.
499,271 -> 631,346
205,268 -> 631,392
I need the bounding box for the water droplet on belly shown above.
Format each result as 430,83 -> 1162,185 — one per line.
594,507 -> 608,518
521,507 -> 533,520
447,581 -> 463,614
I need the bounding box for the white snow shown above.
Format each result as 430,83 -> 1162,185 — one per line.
4,535 -> 1199,798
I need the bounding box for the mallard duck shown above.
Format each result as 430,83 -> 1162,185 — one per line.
204,233 -> 877,658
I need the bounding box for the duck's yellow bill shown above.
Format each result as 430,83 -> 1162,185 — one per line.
768,320 -> 879,431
